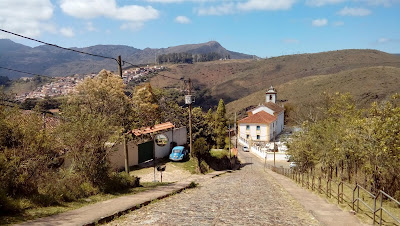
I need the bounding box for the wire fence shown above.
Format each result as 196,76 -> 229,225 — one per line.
264,164 -> 400,225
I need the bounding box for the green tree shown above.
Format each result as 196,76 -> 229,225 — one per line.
214,99 -> 227,149
59,70 -> 130,186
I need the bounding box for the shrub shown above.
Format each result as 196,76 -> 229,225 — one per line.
38,170 -> 98,204
103,172 -> 140,193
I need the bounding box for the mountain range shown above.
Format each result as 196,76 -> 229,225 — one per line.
0,39 -> 253,79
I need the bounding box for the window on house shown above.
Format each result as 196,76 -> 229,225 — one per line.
256,125 -> 260,130
257,135 -> 260,140
246,125 -> 250,130
270,95 -> 272,100
246,134 -> 249,139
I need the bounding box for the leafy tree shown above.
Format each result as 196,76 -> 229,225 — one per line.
59,70 -> 130,185
131,83 -> 160,129
287,92 -> 400,196
214,99 -> 227,149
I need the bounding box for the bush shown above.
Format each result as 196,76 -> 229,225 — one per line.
199,160 -> 210,174
38,171 -> 98,204
103,172 -> 140,193
0,188 -> 20,214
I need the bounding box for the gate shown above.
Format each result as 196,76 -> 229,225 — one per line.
138,141 -> 154,163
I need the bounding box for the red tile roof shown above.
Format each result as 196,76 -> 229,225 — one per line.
238,111 -> 277,124
264,102 -> 285,114
131,122 -> 175,136
247,102 -> 285,115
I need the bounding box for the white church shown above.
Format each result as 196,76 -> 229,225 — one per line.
238,86 -> 285,145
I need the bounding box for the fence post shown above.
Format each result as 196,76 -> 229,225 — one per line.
326,179 -> 329,198
357,186 -> 360,212
379,192 -> 383,225
373,192 -> 377,225
338,182 -> 340,204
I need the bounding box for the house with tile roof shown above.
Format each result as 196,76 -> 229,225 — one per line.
238,86 -> 284,145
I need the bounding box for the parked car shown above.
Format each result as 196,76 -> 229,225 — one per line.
289,162 -> 297,169
169,146 -> 189,161
243,146 -> 249,152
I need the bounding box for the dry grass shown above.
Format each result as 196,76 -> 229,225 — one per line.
151,50 -> 400,110
226,66 -> 400,117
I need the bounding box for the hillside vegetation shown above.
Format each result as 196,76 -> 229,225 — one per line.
226,66 -> 400,118
0,39 -> 252,79
151,49 -> 400,110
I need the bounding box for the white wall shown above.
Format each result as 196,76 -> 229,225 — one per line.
252,106 -> 274,115
109,141 -> 139,170
155,126 -> 187,158
239,123 -> 268,142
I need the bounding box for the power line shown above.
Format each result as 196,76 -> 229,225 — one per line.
0,29 -> 117,62
0,66 -> 48,77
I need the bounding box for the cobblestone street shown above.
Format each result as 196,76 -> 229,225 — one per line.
108,151 -> 320,226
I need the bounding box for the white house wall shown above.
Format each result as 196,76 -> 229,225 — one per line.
251,106 -> 274,115
155,126 -> 187,159
239,123 -> 268,142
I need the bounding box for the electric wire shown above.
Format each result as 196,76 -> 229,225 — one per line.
0,29 -> 117,62
0,66 -> 48,77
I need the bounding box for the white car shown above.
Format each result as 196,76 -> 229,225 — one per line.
243,146 -> 249,152
289,162 -> 297,169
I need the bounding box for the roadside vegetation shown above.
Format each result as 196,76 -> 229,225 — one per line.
0,69 -> 236,220
0,181 -> 169,225
286,92 -> 400,199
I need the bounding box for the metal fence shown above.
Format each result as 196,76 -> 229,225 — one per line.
265,164 -> 400,225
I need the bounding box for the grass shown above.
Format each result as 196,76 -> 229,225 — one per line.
210,149 -> 230,159
226,66 -> 400,120
169,158 -> 198,174
292,173 -> 400,225
152,50 -> 400,112
0,182 -> 170,225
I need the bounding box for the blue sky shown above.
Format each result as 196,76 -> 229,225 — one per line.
0,0 -> 399,57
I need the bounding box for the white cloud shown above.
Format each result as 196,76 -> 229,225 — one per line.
378,37 -> 389,43
282,39 -> 300,44
145,0 -> 216,2
60,0 -> 159,23
120,22 -> 144,31
312,18 -> 328,26
0,0 -> 54,38
237,0 -> 296,11
86,22 -> 96,31
196,0 -> 295,15
357,0 -> 400,6
197,3 -> 235,15
338,7 -> 371,16
175,16 -> 191,24
306,0 -> 346,7
333,21 -> 345,26
60,27 -> 75,37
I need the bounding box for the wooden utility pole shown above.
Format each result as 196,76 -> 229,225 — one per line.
234,112 -> 237,149
229,122 -> 231,169
188,79 -> 193,154
118,55 -> 129,173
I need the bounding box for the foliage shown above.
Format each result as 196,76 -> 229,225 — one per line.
0,76 -> 10,86
214,99 -> 227,149
287,93 -> 400,196
192,137 -> 209,159
103,172 -> 140,193
58,70 -> 130,185
157,52 -> 227,64
131,83 -> 160,129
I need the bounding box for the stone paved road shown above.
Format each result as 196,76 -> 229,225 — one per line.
107,151 -> 320,226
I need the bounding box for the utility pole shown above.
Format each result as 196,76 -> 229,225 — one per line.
273,131 -> 276,167
229,122 -> 231,169
188,79 -> 193,154
118,55 -> 129,173
234,112 -> 237,149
